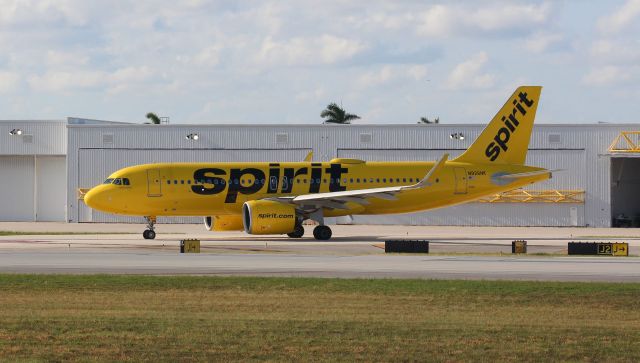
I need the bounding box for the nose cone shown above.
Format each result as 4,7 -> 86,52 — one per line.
84,186 -> 109,212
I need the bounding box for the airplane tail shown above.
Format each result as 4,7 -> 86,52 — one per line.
453,86 -> 542,165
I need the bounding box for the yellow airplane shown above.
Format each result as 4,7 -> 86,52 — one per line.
85,86 -> 551,240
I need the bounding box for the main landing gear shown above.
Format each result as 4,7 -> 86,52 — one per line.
312,225 -> 332,240
286,210 -> 333,240
143,216 -> 156,240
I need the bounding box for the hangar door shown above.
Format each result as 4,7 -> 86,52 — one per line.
611,157 -> 640,227
77,148 -> 311,223
0,156 -> 34,221
0,156 -> 66,221
337,149 -> 586,227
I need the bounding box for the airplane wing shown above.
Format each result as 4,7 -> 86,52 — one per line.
493,169 -> 560,180
267,154 -> 449,211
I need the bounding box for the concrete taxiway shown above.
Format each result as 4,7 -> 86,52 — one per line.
0,252 -> 639,282
0,223 -> 639,281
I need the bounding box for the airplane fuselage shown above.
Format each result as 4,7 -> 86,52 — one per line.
86,159 -> 548,217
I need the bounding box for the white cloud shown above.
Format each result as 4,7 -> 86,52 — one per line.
407,65 -> 428,80
590,39 -> 640,64
417,3 -> 551,37
357,64 -> 428,88
257,35 -> 367,66
45,50 -> 90,67
295,87 -> 326,102
446,52 -> 494,90
583,66 -> 631,86
598,0 -> 640,34
28,70 -> 105,92
28,66 -> 154,93
524,32 -> 565,53
0,71 -> 20,93
193,45 -> 221,67
0,0 -> 92,26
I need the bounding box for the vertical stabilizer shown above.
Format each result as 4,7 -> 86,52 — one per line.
454,86 -> 542,165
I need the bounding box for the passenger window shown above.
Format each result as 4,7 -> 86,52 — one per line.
376,178 -> 380,183
123,178 -> 130,185
403,178 -> 406,182
322,179 -> 327,184
187,180 -> 191,185
383,178 -> 386,182
180,180 -> 184,184
350,178 -> 354,183
356,178 -> 360,183
343,178 -> 347,184
396,178 -> 400,182
166,180 -> 170,185
363,179 -> 367,183
370,178 -> 374,183
296,179 -> 300,184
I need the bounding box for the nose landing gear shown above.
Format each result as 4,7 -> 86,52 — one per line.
143,216 -> 157,240
287,224 -> 305,238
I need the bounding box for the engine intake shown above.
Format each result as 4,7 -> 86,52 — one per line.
243,200 -> 296,235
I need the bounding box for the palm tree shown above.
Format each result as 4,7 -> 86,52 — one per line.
418,116 -> 439,124
321,103 -> 360,124
146,112 -> 161,125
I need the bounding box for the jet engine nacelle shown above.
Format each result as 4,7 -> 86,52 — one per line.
242,200 -> 296,235
203,215 -> 244,231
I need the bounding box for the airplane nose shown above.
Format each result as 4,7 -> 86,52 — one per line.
84,187 -> 106,211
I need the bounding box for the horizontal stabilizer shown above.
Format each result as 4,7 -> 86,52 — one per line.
493,169 -> 560,180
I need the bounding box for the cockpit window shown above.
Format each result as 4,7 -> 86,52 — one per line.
123,178 -> 130,185
112,178 -> 122,185
103,178 -> 114,184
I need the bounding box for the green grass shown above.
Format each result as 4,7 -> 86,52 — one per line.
0,231 -> 135,236
1,275 -> 639,362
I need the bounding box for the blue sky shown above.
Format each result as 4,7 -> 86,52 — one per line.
0,0 -> 639,124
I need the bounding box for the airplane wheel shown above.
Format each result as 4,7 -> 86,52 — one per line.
287,225 -> 304,238
143,230 -> 156,240
313,225 -> 332,241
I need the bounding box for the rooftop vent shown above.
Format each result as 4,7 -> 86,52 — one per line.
549,134 -> 561,143
276,133 -> 289,144
360,133 -> 372,143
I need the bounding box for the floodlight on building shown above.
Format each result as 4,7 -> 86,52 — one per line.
449,132 -> 464,140
9,128 -> 23,136
186,133 -> 199,141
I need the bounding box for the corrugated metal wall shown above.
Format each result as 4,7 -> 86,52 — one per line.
0,121 -> 66,156
66,123 -> 640,227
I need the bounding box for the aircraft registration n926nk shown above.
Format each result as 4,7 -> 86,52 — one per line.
85,86 -> 552,240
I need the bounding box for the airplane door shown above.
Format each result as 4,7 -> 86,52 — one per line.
147,169 -> 162,197
454,167 -> 468,194
269,175 -> 278,191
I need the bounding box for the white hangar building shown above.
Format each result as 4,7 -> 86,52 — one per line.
1,118 -> 640,228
